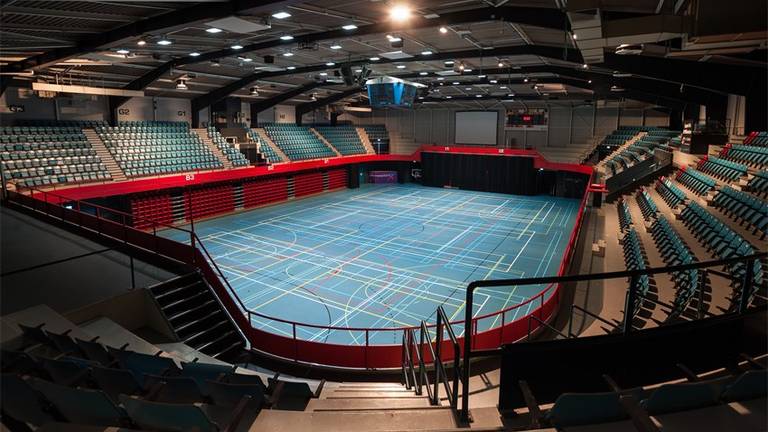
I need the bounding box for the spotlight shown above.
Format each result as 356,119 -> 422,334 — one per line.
498,61 -> 504,67
439,26 -> 448,34
280,35 -> 294,41
458,63 -> 465,71
369,56 -> 380,61
283,52 -> 294,57
421,50 -> 433,55
206,27 -> 223,34
478,74 -> 486,79
342,24 -> 358,30
588,80 -> 592,84
523,77 -> 529,83
582,64 -> 589,69
419,71 -> 428,76
210,59 -> 220,67
287,66 -> 296,70
475,94 -> 482,98
311,93 -> 317,101
189,52 -> 201,57
272,11 -> 291,19
330,44 -> 342,50
452,82 -> 459,85
390,5 -> 411,22
249,86 -> 259,96
157,38 -> 172,46
175,79 -> 187,90
396,65 -> 406,69
446,95 -> 452,99
489,79 -> 497,84
319,72 -> 328,76
116,49 -> 130,55
136,38 -> 147,46
231,44 -> 243,50
326,62 -> 336,66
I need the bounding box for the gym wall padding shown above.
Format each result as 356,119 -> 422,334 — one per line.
421,152 -> 537,195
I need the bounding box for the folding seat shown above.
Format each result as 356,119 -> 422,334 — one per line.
640,377 -> 730,415
1,374 -> 58,427
30,377 -> 128,426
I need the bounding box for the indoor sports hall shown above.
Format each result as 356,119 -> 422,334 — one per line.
1,1 -> 766,431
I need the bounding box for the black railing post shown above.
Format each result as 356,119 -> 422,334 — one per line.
623,275 -> 639,335
434,312 -> 443,405
739,259 -> 755,313
129,256 -> 136,290
697,270 -> 707,320
460,283 -> 475,423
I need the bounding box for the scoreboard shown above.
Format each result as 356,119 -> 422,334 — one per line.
506,109 -> 548,130
366,76 -> 425,109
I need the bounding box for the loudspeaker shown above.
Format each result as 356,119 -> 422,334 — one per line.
341,65 -> 354,85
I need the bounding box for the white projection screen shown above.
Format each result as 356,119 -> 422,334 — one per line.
454,111 -> 498,145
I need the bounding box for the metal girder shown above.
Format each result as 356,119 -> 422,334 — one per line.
247,81 -> 329,116
4,0 -> 305,72
107,5 -> 570,95
600,52 -> 768,96
190,45 -> 583,113
295,87 -> 364,122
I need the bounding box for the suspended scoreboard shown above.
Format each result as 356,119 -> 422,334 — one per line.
366,76 -> 426,109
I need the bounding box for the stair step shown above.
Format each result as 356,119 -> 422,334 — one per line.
162,290 -> 211,315
167,299 -> 217,324
153,281 -> 204,302
175,309 -> 224,336
194,329 -> 238,352
183,319 -> 230,345
307,397 -> 434,412
325,391 -> 426,399
209,340 -> 244,360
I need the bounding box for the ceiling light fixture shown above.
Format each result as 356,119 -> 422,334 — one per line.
452,81 -> 460,85
326,62 -> 336,66
250,86 -> 259,95
370,56 -> 380,61
116,49 -> 130,55
396,65 -> 406,69
272,11 -> 291,19
136,38 -> 147,46
319,72 -> 328,76
189,52 -> 201,57
157,38 -> 172,46
439,26 -> 448,34
231,44 -> 243,50
476,94 -> 482,97
446,95 -> 452,99
280,35 -> 294,41
419,71 -> 428,75
390,4 -> 411,22
330,44 -> 342,50
286,66 -> 296,70
206,27 -> 223,34
175,79 -> 187,90
498,61 -> 504,67
342,24 -> 358,30
421,50 -> 433,55
282,52 -> 294,57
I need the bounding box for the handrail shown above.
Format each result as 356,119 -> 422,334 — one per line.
459,251 -> 767,422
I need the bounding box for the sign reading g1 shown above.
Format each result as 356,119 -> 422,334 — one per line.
178,111 -> 186,117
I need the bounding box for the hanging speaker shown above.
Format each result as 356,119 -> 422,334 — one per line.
341,65 -> 353,86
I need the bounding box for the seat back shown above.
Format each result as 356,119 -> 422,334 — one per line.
91,366 -> 144,402
74,338 -> 114,366
145,374 -> 205,403
0,374 -> 56,426
181,361 -> 235,389
547,392 -> 627,426
207,380 -> 264,408
642,378 -> 728,415
30,377 -> 125,426
120,395 -> 216,432
721,370 -> 768,402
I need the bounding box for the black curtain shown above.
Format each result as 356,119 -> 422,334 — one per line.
421,153 -> 537,195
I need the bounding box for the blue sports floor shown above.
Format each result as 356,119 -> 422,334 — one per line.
163,184 -> 580,345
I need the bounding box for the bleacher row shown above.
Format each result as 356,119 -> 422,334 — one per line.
2,321 -> 325,431
0,126 -> 111,187
649,215 -> 700,319
605,134 -> 676,177
620,229 -> 652,318
1,121 -> 391,189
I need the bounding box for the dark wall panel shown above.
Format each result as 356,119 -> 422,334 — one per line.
421,152 -> 537,195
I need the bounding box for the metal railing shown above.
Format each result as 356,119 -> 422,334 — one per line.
458,252 -> 766,423
401,306 -> 463,419
8,183 -> 586,368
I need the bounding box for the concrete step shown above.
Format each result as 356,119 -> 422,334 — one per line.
336,383 -> 408,390
83,129 -> 126,182
307,397 -> 434,412
252,406 -> 505,431
191,129 -> 232,169
325,390 -> 426,399
310,128 -> 341,157
253,128 -> 290,162
356,127 -> 376,154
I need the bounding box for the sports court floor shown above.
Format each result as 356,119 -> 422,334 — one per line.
163,184 -> 580,345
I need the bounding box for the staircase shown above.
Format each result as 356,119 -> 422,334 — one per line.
192,128 -> 232,169
252,381 -> 504,431
356,128 -> 376,155
148,272 -> 245,362
537,141 -> 596,164
310,128 -> 342,157
597,131 -> 647,176
253,128 -> 290,162
83,129 -> 127,182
